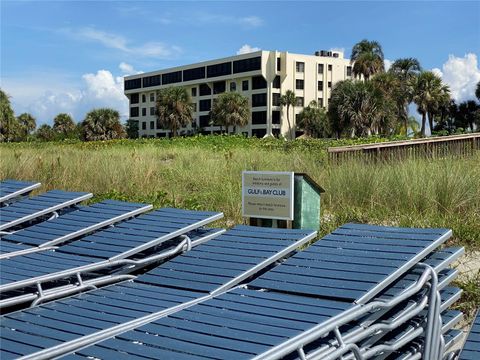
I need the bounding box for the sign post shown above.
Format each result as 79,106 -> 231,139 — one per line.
242,171 -> 294,222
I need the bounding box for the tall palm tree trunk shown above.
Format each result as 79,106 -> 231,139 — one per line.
428,112 -> 434,135
286,105 -> 292,140
421,112 -> 427,137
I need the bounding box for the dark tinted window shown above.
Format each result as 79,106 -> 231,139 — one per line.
162,71 -> 182,85
125,78 -> 142,90
199,83 -> 211,96
141,121 -> 146,130
150,107 -> 155,115
191,87 -> 197,97
213,81 -> 226,94
296,62 -> 305,72
230,82 -> 236,91
142,94 -> 146,103
272,111 -> 280,124
233,56 -> 261,74
273,76 -> 281,89
183,67 -> 205,81
150,121 -> 155,129
296,97 -> 304,107
318,64 -> 324,73
130,93 -> 139,104
242,80 -> 249,91
142,108 -> 146,116
347,66 -> 352,76
272,93 -> 281,106
277,58 -> 281,71
199,115 -> 211,127
199,99 -> 211,112
252,93 -> 267,107
252,75 -> 267,90
318,98 -> 324,107
328,64 -> 332,71
318,81 -> 323,91
252,128 -> 267,138
252,111 -> 267,125
207,62 -> 232,78
296,79 -> 304,90
143,75 -> 161,88
130,107 -> 139,117
328,81 -> 332,88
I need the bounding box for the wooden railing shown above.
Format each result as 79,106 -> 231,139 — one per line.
328,133 -> 480,163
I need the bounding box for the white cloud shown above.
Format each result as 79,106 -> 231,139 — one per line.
67,27 -> 181,59
384,59 -> 393,71
432,53 -> 480,103
238,16 -> 264,27
2,64 -> 136,125
237,44 -> 261,55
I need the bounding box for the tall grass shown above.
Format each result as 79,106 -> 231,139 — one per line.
1,138 -> 479,247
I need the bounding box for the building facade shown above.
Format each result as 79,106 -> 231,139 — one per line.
124,50 -> 352,138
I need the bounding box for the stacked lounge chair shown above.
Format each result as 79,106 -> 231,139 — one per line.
0,180 -> 41,205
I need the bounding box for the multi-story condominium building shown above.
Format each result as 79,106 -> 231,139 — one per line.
124,50 -> 353,138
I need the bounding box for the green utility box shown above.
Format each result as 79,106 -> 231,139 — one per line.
248,173 -> 324,231
293,173 -> 324,231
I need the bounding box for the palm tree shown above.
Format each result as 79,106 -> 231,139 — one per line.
296,100 -> 329,138
17,113 -> 36,140
0,89 -> 19,142
82,108 -> 126,141
125,119 -> 139,139
413,71 -> 450,137
389,58 -> 421,134
351,39 -> 385,80
476,81 -> 480,102
156,87 -> 193,137
280,90 -> 297,139
457,100 -> 479,132
53,113 -> 76,136
209,92 -> 250,134
36,124 -> 55,141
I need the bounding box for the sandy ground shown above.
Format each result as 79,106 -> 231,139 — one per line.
449,250 -> 480,353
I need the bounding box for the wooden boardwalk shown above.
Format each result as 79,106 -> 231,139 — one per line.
328,133 -> 480,162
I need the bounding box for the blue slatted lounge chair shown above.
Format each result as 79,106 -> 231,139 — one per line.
0,179 -> 41,205
0,208 -> 223,309
456,310 -> 480,360
0,200 -> 152,259
0,226 -> 317,360
0,190 -> 92,232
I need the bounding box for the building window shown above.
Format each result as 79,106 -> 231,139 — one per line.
199,99 -> 211,112
328,64 -> 332,71
143,75 -> 161,88
150,121 -> 155,130
252,93 -> 267,107
233,57 -> 261,74
318,64 -> 324,73
296,97 -> 304,107
191,103 -> 197,112
272,93 -> 281,106
142,108 -> 147,116
141,122 -> 146,130
296,79 -> 304,90
150,93 -> 155,102
277,58 -> 281,71
125,78 -> 141,90
272,110 -> 280,124
130,93 -> 139,104
199,115 -> 211,127
328,81 -> 332,88
199,83 -> 211,96
207,62 -> 232,78
130,107 -> 139,117
273,76 -> 281,89
347,66 -> 352,77
318,81 -> 323,91
213,81 -> 226,94
150,107 -> 155,116
318,98 -> 324,107
252,75 -> 267,90
142,94 -> 146,103
252,111 -> 267,125
296,62 -> 305,72
162,71 -> 182,85
183,66 -> 206,81
242,80 -> 249,91
252,128 -> 267,138
191,87 -> 197,97
230,82 -> 236,92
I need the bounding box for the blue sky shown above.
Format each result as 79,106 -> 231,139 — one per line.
1,0 -> 479,124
